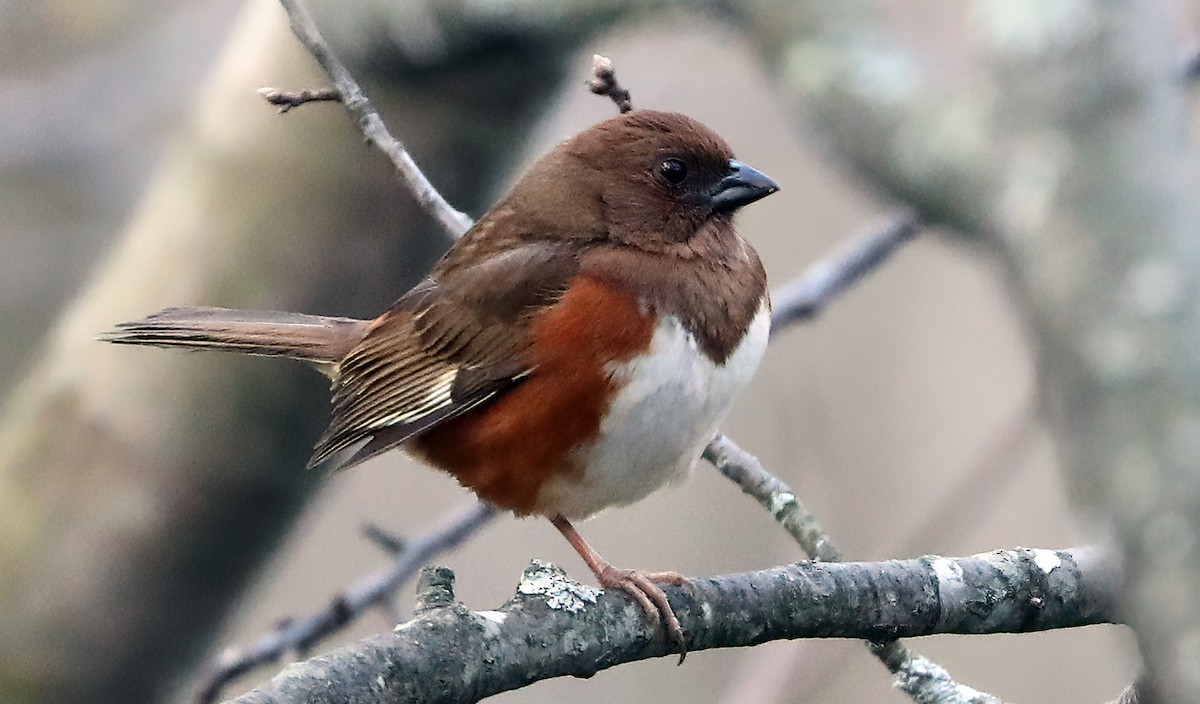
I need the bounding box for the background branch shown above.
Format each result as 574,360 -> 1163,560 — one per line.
257,86 -> 341,112
277,0 -> 473,237
199,501 -> 495,704
769,210 -> 920,328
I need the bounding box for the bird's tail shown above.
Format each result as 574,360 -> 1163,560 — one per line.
101,307 -> 368,364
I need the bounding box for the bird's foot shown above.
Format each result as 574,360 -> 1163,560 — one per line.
596,565 -> 692,662
549,515 -> 692,662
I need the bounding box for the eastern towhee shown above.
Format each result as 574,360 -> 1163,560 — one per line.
104,110 -> 778,656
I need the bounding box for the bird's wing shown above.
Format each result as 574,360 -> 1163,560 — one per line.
309,242 -> 580,469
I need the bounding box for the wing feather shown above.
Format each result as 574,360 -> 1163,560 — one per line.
308,242 -> 579,468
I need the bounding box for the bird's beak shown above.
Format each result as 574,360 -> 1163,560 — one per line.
710,160 -> 779,212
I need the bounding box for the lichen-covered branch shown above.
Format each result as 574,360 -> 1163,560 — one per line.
1108,681 -> 1143,704
871,642 -> 1001,704
229,547 -> 1117,704
705,434 -> 842,562
704,436 -> 1004,704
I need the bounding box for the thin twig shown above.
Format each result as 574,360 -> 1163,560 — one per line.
703,435 -> 841,561
871,642 -> 1004,704
1181,41 -> 1200,82
196,501 -> 495,704
258,86 -> 342,112
588,54 -> 634,113
703,435 -> 1004,703
276,0 -> 473,237
771,209 -> 920,328
360,522 -> 406,556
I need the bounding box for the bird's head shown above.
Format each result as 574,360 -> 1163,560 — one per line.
503,110 -> 779,253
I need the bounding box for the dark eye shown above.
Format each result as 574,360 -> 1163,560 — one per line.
658,158 -> 688,185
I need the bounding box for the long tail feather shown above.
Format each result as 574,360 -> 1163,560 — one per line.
100,307 -> 368,364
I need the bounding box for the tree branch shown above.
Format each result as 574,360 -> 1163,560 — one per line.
705,434 -> 841,561
587,54 -> 634,113
275,0 -> 473,237
770,209 -> 920,328
703,436 -> 1006,704
229,547 -> 1117,703
870,642 -> 1001,704
198,501 -> 495,704
257,86 -> 340,112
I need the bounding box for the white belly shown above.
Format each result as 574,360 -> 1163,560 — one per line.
535,302 -> 770,519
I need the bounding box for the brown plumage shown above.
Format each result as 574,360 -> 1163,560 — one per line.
103,109 -> 779,657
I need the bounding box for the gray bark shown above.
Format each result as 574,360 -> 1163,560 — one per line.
232,547 -> 1117,703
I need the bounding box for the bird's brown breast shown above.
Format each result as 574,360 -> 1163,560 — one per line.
578,219 -> 768,364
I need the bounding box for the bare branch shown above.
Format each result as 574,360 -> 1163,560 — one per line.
703,434 -> 1004,703
704,435 -> 841,561
771,209 -> 920,328
871,642 -> 1003,704
588,54 -> 634,114
257,86 -> 341,113
360,522 -> 406,556
230,547 -> 1117,704
275,0 -> 474,237
197,501 -> 494,704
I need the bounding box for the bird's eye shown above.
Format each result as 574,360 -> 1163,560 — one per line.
658,158 -> 688,185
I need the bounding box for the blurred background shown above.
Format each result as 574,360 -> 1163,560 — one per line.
0,0 -> 1166,702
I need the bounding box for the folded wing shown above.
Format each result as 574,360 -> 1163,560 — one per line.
310,242 -> 580,469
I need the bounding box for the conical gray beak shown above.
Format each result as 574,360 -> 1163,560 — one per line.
710,160 -> 779,212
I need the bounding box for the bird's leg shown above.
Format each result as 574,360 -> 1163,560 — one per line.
550,514 -> 690,660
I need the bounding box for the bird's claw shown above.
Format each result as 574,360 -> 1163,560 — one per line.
597,565 -> 690,663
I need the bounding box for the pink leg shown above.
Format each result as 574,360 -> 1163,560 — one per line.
551,514 -> 691,660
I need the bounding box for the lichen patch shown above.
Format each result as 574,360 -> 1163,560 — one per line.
1031,549 -> 1062,574
517,559 -> 601,613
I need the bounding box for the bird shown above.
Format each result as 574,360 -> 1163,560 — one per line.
102,109 -> 778,657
